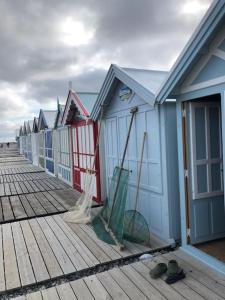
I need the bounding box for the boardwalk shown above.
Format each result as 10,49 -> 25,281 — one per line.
0,147 -> 223,300
9,249 -> 225,300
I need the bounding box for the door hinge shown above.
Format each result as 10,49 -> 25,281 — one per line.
187,228 -> 190,238
184,169 -> 188,178
182,108 -> 186,118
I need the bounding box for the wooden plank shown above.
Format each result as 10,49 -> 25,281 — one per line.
48,190 -> 72,210
134,261 -> 185,300
56,283 -> 77,300
23,181 -> 35,193
108,267 -> 148,300
2,223 -> 21,290
19,182 -> 28,194
67,223 -> 110,264
0,183 -> 5,197
168,251 -> 225,299
25,194 -> 47,215
1,196 -> 14,221
10,195 -> 27,219
45,216 -> 88,271
42,286 -> 60,300
11,222 -> 35,286
29,218 -> 63,278
0,226 -> 5,292
4,183 -> 11,196
34,193 -> 57,214
37,217 -> 75,274
0,198 -> 3,223
42,192 -> 66,211
19,195 -> 35,217
80,224 -> 122,260
121,264 -> 166,300
53,215 -> 99,267
26,291 -> 43,300
84,275 -> 111,300
28,181 -> 40,192
9,182 -> 17,195
70,279 -> 94,300
97,272 -> 130,299
14,182 -> 23,194
20,220 -> 49,282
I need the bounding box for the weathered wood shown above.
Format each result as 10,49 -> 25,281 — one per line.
11,222 -> 35,286
37,217 -> 75,274
0,226 -> 5,292
45,216 -> 88,270
56,283 -> 77,300
2,196 -> 14,221
70,279 -> 94,300
29,218 -> 63,278
20,220 -> 49,282
2,223 -> 21,290
10,195 -> 27,219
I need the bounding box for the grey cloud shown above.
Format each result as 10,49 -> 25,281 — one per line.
0,0 -> 213,140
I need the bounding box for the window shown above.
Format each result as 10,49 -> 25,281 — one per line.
190,102 -> 223,199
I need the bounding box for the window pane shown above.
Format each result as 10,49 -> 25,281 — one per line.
209,107 -> 220,159
195,107 -> 206,160
211,163 -> 221,191
197,164 -> 207,193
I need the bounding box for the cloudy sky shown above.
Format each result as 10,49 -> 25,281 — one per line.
0,0 -> 212,142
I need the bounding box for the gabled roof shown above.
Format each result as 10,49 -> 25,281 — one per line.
156,0 -> 225,102
62,90 -> 98,125
23,121 -> 27,136
19,126 -> 23,136
33,117 -> 39,133
27,120 -> 33,134
54,102 -> 65,129
91,64 -> 168,121
38,109 -> 57,131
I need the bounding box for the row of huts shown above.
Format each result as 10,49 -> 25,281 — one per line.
17,0 -> 225,275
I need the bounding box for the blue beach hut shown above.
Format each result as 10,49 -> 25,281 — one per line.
91,64 -> 180,245
38,109 -> 57,174
156,0 -> 225,274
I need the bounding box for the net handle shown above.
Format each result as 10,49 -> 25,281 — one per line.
134,132 -> 147,211
107,106 -> 138,228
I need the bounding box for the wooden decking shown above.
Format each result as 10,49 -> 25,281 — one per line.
0,149 -> 224,300
10,249 -> 225,300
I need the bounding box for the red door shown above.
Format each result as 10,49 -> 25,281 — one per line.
71,120 -> 101,202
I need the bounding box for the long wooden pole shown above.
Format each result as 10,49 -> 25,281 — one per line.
107,106 -> 138,229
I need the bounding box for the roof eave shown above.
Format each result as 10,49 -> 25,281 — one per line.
91,64 -> 155,121
156,0 -> 225,103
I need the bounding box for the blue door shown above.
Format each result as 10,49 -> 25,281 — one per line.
186,100 -> 225,244
45,130 -> 54,174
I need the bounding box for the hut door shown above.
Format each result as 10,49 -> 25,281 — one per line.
72,122 -> 100,202
186,100 -> 225,244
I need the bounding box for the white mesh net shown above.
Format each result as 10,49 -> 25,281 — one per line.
63,170 -> 95,224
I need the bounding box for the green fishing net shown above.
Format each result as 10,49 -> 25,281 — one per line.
92,166 -> 150,247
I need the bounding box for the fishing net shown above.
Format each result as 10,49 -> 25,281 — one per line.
123,210 -> 150,245
63,170 -> 95,224
92,166 -> 129,245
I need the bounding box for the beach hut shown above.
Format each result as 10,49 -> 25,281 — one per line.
38,109 -> 57,174
156,0 -> 225,273
62,89 -> 100,200
91,64 -> 180,244
23,121 -> 29,159
18,126 -> 24,155
26,120 -> 33,162
31,117 -> 39,166
53,100 -> 65,176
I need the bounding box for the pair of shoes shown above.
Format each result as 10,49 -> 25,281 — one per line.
149,259 -> 186,284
